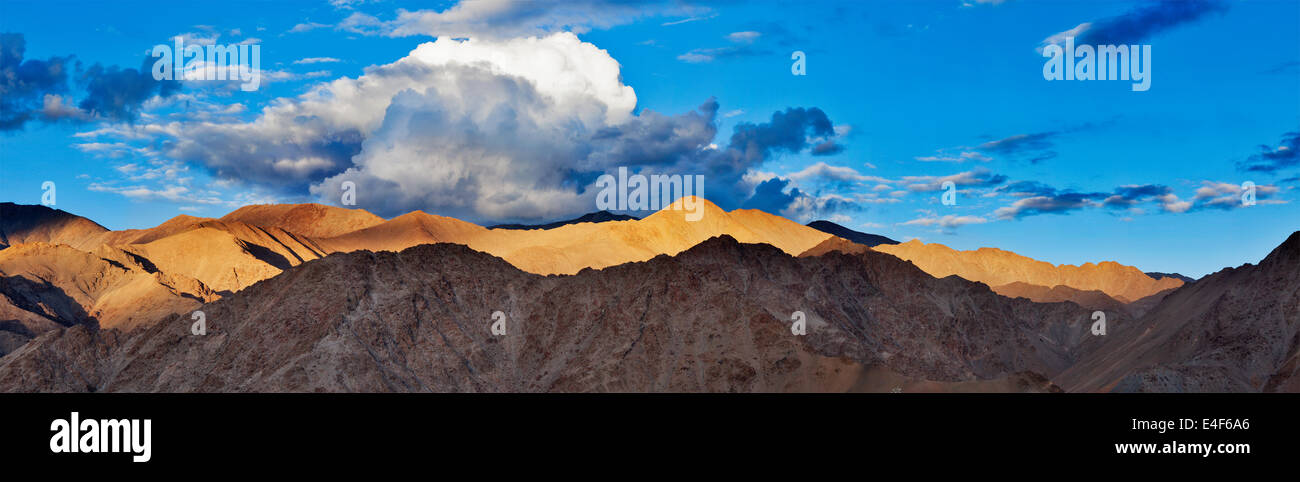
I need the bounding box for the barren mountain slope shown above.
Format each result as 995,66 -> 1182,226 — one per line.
3,199 -> 830,302
219,203 -> 385,238
96,214 -> 215,246
315,210 -> 491,254
992,282 -> 1131,315
800,237 -> 875,257
873,240 -> 1183,303
0,243 -> 213,346
317,197 -> 833,275
475,199 -> 832,274
1058,231 -> 1300,392
0,203 -> 109,250
805,237 -> 1152,315
0,236 -> 1099,393
119,220 -> 330,293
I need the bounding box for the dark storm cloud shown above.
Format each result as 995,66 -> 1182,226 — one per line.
726,107 -> 836,161
78,56 -> 182,121
0,32 -> 180,131
0,32 -> 73,130
740,177 -> 800,213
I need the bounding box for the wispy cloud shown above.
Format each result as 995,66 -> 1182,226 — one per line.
726,31 -> 760,43
902,168 -> 1007,192
287,22 -> 331,34
902,214 -> 988,228
341,1 -> 703,38
662,14 -> 717,26
293,57 -> 342,65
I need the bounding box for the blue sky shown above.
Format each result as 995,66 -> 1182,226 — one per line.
1,0 -> 1297,278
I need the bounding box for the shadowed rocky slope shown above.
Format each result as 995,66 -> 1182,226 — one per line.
0,242 -> 216,355
0,236 -> 1094,392
1059,231 -> 1300,392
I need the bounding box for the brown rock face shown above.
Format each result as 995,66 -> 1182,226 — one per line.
0,236 -> 1094,392
872,239 -> 1183,303
1058,231 -> 1300,392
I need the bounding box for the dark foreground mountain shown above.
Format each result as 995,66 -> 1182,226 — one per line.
1059,231 -> 1300,392
489,211 -> 639,230
0,236 -> 1100,392
806,220 -> 899,247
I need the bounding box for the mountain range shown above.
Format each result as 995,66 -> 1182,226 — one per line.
0,200 -> 1295,392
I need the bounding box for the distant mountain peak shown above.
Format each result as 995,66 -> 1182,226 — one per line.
805,220 -> 898,247
0,202 -> 110,250
489,210 -> 639,230
1144,272 -> 1196,284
